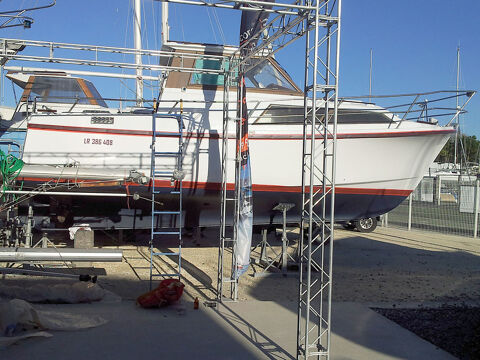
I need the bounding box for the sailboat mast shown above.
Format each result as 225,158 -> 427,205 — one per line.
161,1 -> 169,45
454,46 -> 460,167
134,0 -> 143,106
369,48 -> 373,103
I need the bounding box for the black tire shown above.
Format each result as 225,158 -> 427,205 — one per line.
353,217 -> 377,233
341,222 -> 355,230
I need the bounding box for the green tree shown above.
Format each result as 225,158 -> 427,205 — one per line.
435,134 -> 480,164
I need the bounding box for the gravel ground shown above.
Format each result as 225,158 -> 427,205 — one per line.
373,306 -> 480,360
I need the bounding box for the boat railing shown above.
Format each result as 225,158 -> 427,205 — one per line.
27,95 -> 230,114
12,98 -> 33,120
341,90 -> 476,127
18,90 -> 477,130
0,139 -> 23,158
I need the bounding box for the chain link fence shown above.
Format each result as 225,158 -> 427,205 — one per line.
383,175 -> 480,238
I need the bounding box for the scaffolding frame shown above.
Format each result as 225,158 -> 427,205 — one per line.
0,38 -> 228,74
174,0 -> 340,357
217,70 -> 238,301
297,0 -> 341,358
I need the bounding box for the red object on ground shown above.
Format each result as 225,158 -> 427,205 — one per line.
137,279 -> 185,308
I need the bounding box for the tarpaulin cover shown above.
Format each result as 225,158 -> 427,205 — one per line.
0,299 -> 108,347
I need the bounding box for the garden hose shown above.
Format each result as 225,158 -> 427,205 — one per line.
0,150 -> 24,200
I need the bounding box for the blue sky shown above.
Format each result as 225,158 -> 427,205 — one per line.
1,0 -> 479,136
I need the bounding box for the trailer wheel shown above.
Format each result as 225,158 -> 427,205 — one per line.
353,217 -> 377,233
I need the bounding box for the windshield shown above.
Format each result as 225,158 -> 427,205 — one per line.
190,57 -> 298,91
27,77 -> 108,107
244,59 -> 297,91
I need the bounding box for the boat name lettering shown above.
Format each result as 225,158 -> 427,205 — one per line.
84,138 -> 113,146
91,116 -> 114,124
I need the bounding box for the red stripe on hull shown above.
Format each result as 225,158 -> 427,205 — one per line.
18,176 -> 412,196
27,123 -> 455,140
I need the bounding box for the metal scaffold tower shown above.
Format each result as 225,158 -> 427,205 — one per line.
189,0 -> 340,357
217,69 -> 238,301
297,0 -> 341,358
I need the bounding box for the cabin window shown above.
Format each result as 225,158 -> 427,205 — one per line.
190,58 -> 226,86
29,77 -> 87,104
255,106 -> 393,124
336,109 -> 393,123
255,106 -> 306,124
27,77 -> 107,107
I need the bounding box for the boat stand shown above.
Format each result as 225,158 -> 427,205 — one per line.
252,203 -> 298,277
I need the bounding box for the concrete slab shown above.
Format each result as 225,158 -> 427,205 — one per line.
0,300 -> 455,360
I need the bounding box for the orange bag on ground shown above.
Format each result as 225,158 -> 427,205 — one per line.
137,279 -> 185,308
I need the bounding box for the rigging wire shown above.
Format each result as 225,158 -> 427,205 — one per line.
0,176 -> 164,212
119,78 -> 137,99
172,4 -> 185,42
211,6 -> 226,45
203,0 -> 226,45
205,7 -> 219,44
11,80 -> 17,104
151,0 -> 159,53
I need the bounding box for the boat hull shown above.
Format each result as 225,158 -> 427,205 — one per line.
16,180 -> 408,228
9,111 -> 453,228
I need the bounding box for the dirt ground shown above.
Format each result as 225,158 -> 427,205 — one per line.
2,225 -> 479,305
83,225 -> 480,306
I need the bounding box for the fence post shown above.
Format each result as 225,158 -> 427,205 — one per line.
407,194 -> 413,231
474,179 -> 479,239
437,176 -> 442,206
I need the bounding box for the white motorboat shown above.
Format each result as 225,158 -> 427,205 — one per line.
0,40 -> 469,229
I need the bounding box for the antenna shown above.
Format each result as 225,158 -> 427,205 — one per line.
0,1 -> 56,29
369,48 -> 373,102
134,0 -> 143,106
454,45 -> 460,168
